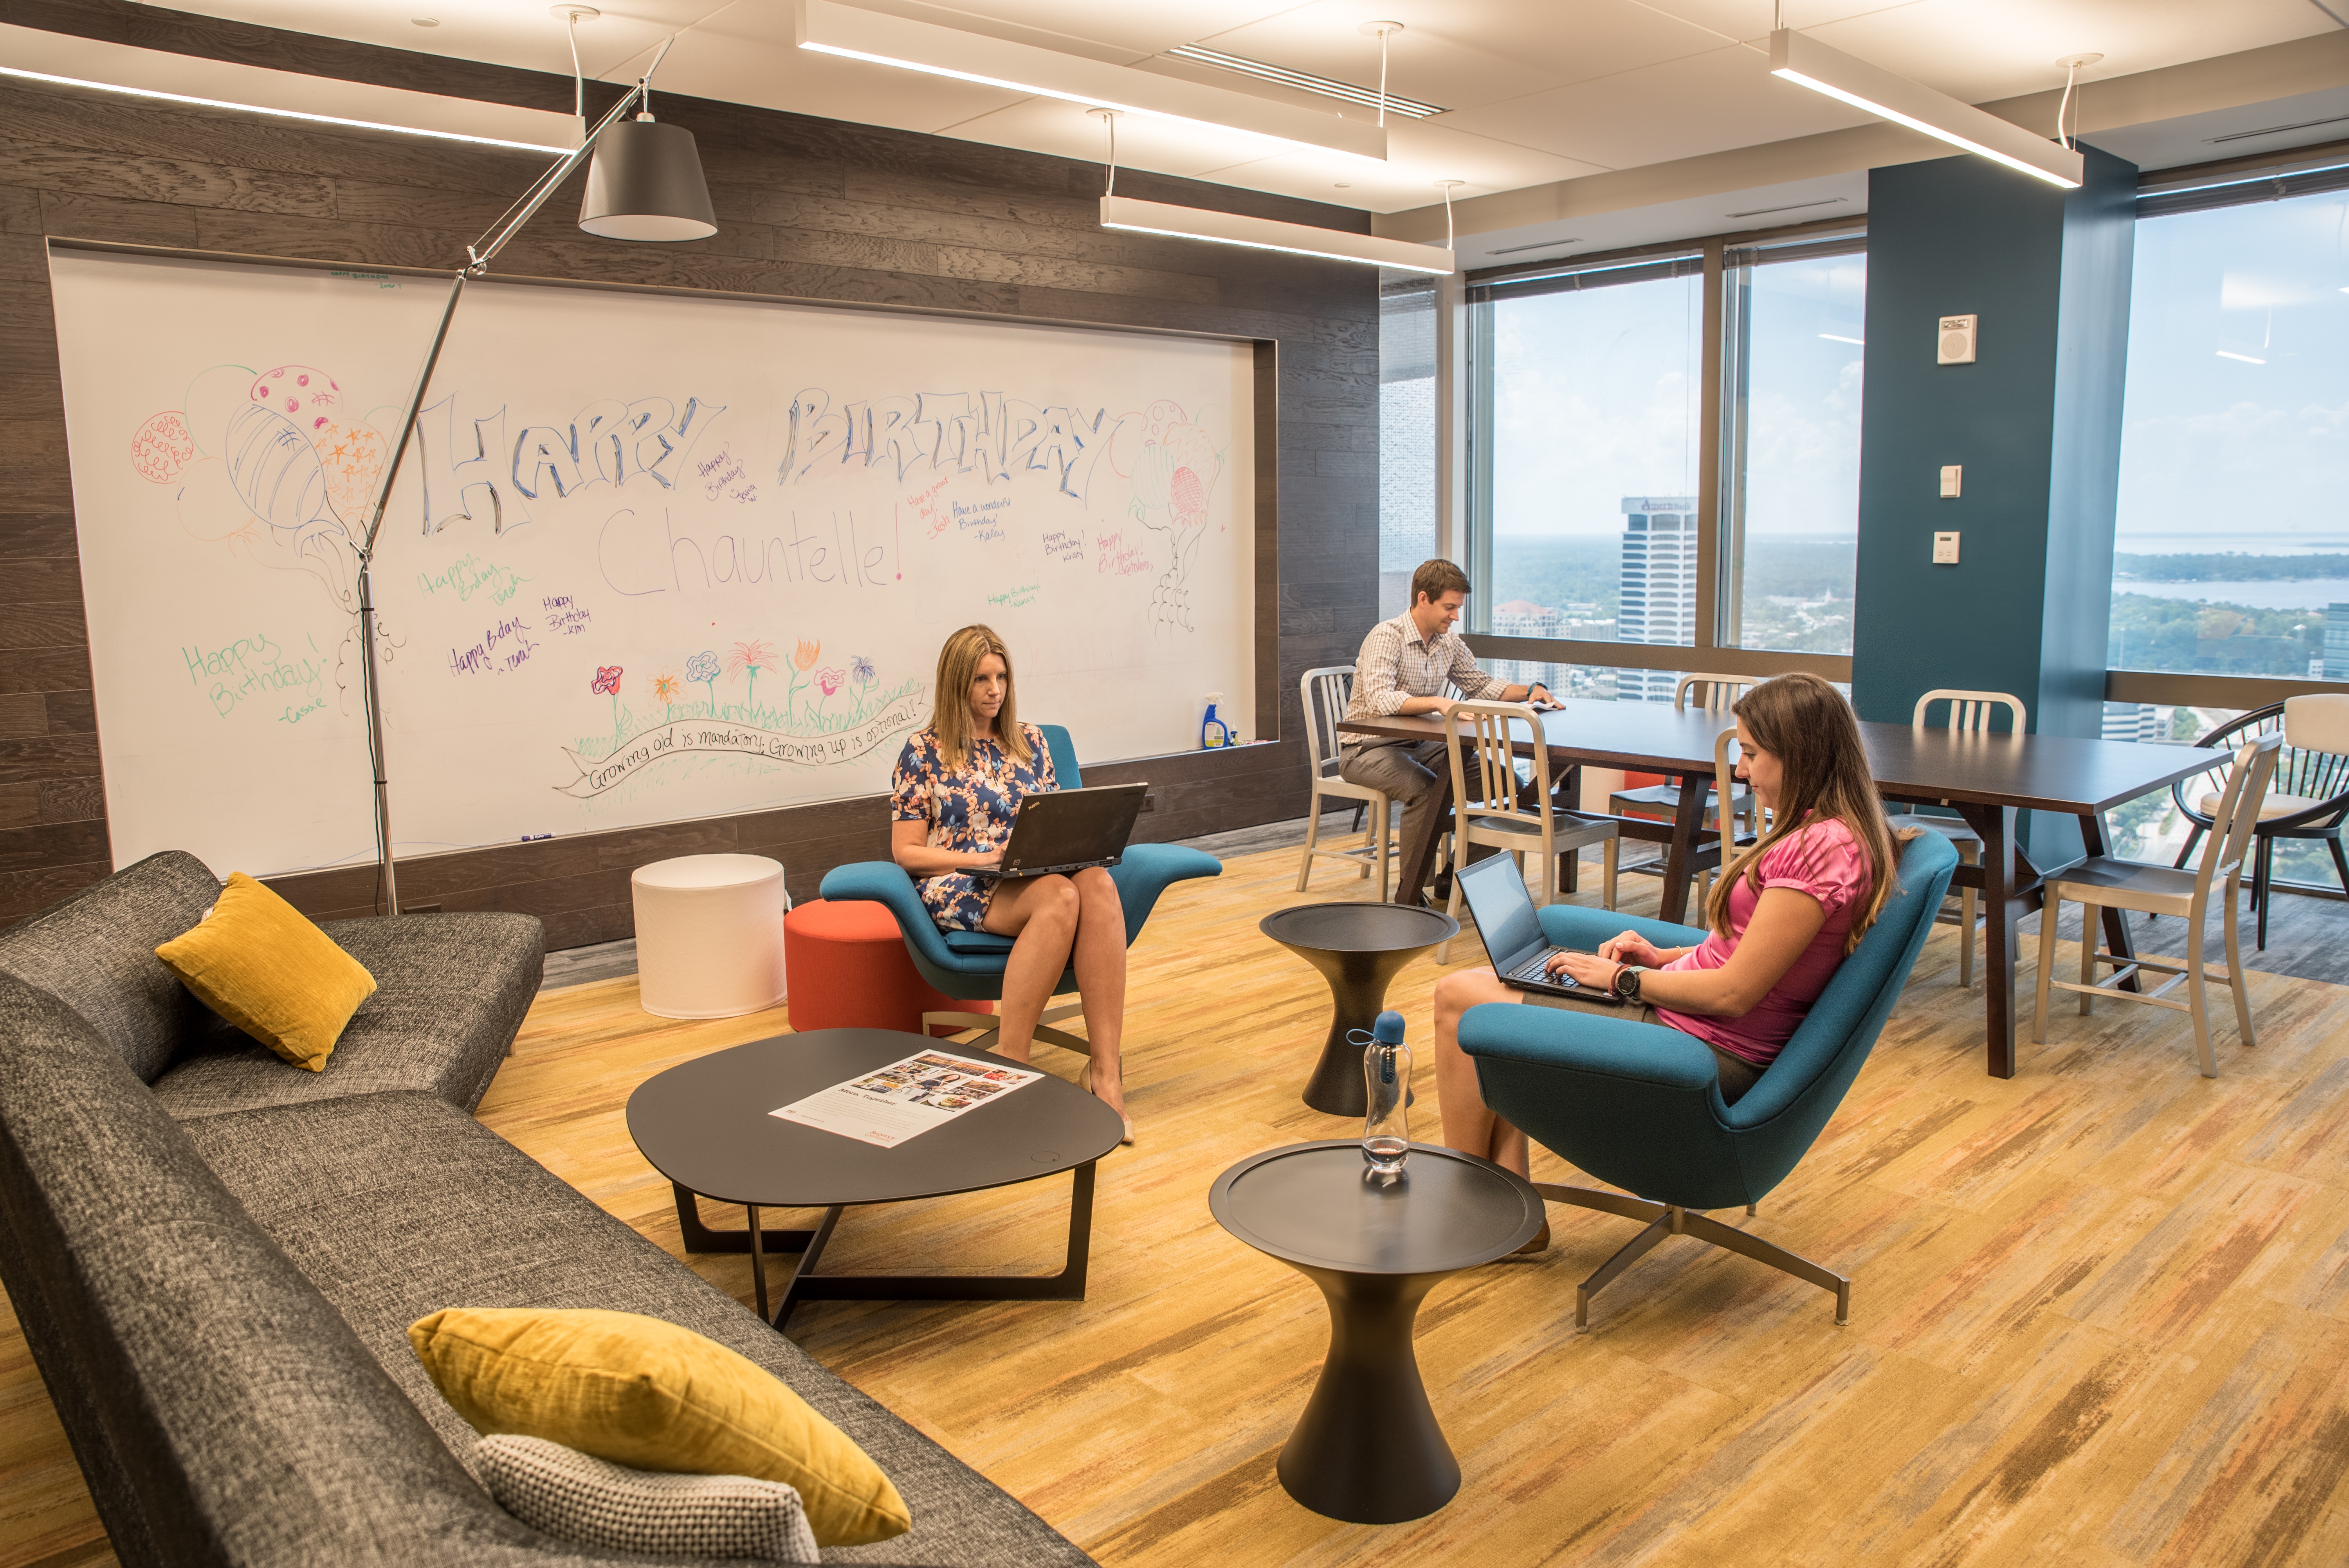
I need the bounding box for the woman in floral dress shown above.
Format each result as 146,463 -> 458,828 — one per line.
891,625 -> 1132,1141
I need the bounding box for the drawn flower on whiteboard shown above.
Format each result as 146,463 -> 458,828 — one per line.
685,649 -> 721,713
850,654 -> 876,689
651,672 -> 682,707
591,665 -> 623,696
793,638 -> 820,671
727,639 -> 778,719
813,665 -> 846,722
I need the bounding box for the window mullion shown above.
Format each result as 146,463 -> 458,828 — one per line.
1695,239 -> 1725,658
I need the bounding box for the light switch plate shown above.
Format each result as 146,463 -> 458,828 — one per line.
1933,531 -> 1961,565
1940,464 -> 1962,498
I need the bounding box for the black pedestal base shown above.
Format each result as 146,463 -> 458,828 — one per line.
1275,1262 -> 1457,1523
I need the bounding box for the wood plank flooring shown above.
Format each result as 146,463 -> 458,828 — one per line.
4,841 -> 2347,1566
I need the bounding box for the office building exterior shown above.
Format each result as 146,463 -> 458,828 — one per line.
1618,496 -> 1700,703
2327,602 -> 2349,680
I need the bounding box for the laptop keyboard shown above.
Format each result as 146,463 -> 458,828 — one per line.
1506,948 -> 1563,984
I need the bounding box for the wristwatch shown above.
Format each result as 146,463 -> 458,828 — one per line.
1611,964 -> 1645,1002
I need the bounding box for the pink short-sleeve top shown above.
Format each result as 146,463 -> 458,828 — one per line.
1651,816 -> 1874,1070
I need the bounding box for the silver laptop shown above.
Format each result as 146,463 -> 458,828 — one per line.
1455,852 -> 1630,1003
966,783 -> 1148,881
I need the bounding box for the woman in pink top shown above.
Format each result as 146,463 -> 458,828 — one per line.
1430,674 -> 1910,1247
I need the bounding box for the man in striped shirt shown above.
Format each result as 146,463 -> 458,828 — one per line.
1342,559 -> 1552,898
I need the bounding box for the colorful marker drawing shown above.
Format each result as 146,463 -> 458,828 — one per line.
727,639 -> 777,718
685,649 -> 721,710
813,665 -> 845,721
651,671 -> 683,719
1117,400 -> 1222,637
592,663 -> 624,735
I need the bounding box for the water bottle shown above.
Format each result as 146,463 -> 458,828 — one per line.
1361,1009 -> 1410,1176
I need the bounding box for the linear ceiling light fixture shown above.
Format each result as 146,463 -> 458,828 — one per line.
1162,45 -> 1444,117
1767,29 -> 2082,189
0,63 -> 572,154
795,0 -> 1383,159
1100,196 -> 1456,272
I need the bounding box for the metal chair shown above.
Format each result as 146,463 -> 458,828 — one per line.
1605,673 -> 1754,907
1295,666 -> 1393,898
2034,732 -> 2281,1078
2168,696 -> 2349,949
1436,700 -> 1618,962
1906,688 -> 2028,986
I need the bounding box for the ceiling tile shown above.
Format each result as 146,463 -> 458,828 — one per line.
646,21 -> 1030,136
1628,0 -> 1920,46
1439,42 -> 1876,169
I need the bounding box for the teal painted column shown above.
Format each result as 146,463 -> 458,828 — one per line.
1850,144 -> 2136,856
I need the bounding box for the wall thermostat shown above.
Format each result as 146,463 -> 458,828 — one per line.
1938,314 -> 1978,364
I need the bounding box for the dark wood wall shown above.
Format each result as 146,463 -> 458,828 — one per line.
0,0 -> 1381,945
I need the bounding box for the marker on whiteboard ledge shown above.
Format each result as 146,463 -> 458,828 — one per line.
519,833 -> 554,842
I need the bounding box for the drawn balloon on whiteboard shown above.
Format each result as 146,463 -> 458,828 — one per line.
1120,400 -> 1222,636
220,400 -> 359,611
130,409 -> 196,484
250,364 -> 343,432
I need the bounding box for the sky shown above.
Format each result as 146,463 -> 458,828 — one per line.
1485,253 -> 1865,541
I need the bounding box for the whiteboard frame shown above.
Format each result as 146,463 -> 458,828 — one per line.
47,234 -> 1286,810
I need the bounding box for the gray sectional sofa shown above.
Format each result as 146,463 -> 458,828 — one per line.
0,851 -> 1091,1568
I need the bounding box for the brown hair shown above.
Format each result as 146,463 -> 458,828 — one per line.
1708,673 -> 1912,953
931,624 -> 1031,770
1411,558 -> 1471,606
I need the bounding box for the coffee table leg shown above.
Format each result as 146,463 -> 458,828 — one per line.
1276,1263 -> 1459,1524
773,1205 -> 845,1328
748,1204 -> 768,1321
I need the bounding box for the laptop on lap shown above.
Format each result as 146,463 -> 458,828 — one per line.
1455,852 -> 1631,1003
966,783 -> 1148,880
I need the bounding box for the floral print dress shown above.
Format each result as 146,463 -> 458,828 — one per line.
890,722 -> 1058,932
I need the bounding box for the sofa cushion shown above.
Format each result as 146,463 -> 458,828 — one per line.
154,872 -> 380,1072
0,849 -> 220,1082
475,1435 -> 819,1562
152,911 -> 543,1120
182,1091 -> 1096,1568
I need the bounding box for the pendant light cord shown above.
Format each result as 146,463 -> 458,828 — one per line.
566,10 -> 586,136
1098,110 -> 1116,197
2057,60 -> 2077,149
1443,183 -> 1456,249
1377,29 -> 1389,128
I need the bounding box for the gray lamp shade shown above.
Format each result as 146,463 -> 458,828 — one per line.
579,117 -> 718,242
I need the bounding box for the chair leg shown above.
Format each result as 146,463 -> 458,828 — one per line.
2185,914 -> 2217,1078
1438,854 -> 1466,964
1529,1184 -> 1848,1331
1296,788 -> 1323,893
1575,1217 -> 1674,1333
1371,797 -> 1391,903
1958,843 -> 1979,988
2328,832 -> 2349,899
2077,900 -> 2098,1016
1678,1210 -> 1850,1326
2032,890 -> 2059,1045
2222,873 -> 2257,1051
2254,836 -> 2271,952
1601,838 -> 1619,911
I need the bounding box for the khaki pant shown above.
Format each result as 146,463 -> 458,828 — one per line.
1518,989 -> 1763,1105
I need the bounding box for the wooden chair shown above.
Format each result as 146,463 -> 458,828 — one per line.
1906,689 -> 2027,987
1437,700 -> 1618,962
1294,666 -> 1392,898
2033,732 -> 2281,1078
1606,673 -> 1754,907
2167,695 -> 2349,949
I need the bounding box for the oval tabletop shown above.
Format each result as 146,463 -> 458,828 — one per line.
627,1027 -> 1123,1210
1259,902 -> 1457,955
1210,1141 -> 1544,1275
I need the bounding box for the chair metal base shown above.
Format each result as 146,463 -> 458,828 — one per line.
1532,1182 -> 1849,1331
920,1001 -> 1087,1057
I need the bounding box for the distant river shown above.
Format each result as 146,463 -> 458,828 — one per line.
2115,578 -> 2349,611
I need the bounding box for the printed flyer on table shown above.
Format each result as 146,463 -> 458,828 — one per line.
770,1049 -> 1042,1148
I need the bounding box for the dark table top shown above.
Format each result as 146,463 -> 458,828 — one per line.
626,1028 -> 1123,1210
1259,901 -> 1458,955
1339,698 -> 2214,816
1209,1141 -> 1544,1276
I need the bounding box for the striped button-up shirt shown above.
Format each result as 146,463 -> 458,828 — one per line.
1342,611 -> 1503,744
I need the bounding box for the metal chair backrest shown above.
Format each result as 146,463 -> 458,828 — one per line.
1445,700 -> 1552,828
2199,733 -> 2284,898
1298,666 -> 1354,779
1674,673 -> 1750,714
1913,688 -> 2027,734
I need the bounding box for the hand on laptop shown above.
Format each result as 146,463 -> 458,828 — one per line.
1546,950 -> 1620,989
1594,932 -> 1669,967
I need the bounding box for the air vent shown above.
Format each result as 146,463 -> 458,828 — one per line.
1488,238 -> 1581,254
1725,197 -> 1848,219
2207,114 -> 2349,144
1164,44 -> 1446,118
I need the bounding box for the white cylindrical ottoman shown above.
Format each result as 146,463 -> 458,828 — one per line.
631,854 -> 789,1020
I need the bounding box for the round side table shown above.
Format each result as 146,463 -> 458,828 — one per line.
632,854 -> 788,1019
1210,1141 -> 1544,1523
1260,902 -> 1456,1116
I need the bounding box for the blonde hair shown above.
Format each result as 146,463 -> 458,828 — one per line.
931,624 -> 1031,770
1707,673 -> 1913,954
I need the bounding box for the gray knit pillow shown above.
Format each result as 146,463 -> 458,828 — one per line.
475,1435 -> 820,1562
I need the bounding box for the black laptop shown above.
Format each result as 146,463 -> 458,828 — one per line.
967,783 -> 1148,880
1455,851 -> 1631,1003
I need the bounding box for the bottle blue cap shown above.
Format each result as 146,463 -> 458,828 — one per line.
1372,1010 -> 1406,1044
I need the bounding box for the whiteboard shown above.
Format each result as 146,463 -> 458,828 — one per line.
49,250 -> 1255,878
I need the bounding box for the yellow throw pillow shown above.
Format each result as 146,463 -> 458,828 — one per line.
154,872 -> 376,1071
407,1308 -> 911,1548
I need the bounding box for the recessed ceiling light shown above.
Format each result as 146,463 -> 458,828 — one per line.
412,16 -> 439,25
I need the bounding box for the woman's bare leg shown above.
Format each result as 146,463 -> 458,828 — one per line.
1433,968 -> 1531,1178
980,874 -> 1079,1063
1068,867 -> 1128,1123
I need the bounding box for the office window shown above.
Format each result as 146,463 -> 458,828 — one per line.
1379,279 -> 1439,621
1471,255 -> 1703,699
1719,240 -> 1865,655
2113,188 -> 2349,680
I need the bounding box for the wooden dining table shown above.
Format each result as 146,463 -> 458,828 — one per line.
1337,700 -> 2216,1079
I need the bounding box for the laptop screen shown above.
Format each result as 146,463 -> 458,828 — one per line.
1458,854 -> 1546,968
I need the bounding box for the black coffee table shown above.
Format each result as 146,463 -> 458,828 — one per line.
1209,1141 -> 1544,1523
627,1028 -> 1124,1330
1260,902 -> 1457,1116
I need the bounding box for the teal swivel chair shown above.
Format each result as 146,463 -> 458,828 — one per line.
1458,829 -> 1957,1330
817,724 -> 1221,1053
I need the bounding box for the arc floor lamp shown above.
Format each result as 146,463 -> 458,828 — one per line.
350,39 -> 716,916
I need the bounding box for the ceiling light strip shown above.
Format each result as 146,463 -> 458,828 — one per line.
796,0 -> 1384,160
1767,30 -> 2081,190
1100,195 -> 1455,272
1163,45 -> 1444,117
0,63 -> 572,154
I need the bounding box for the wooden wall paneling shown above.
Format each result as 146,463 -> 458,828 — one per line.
0,0 -> 1379,935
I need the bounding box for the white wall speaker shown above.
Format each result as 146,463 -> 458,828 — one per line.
1938,314 -> 1978,365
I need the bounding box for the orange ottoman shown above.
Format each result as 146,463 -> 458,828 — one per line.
784,898 -> 993,1038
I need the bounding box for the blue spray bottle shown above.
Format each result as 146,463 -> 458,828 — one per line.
1201,693 -> 1233,749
